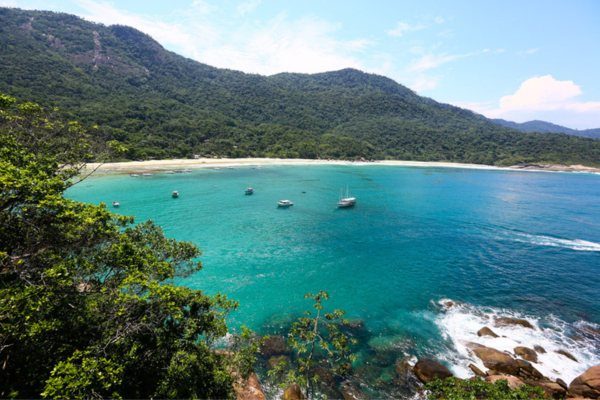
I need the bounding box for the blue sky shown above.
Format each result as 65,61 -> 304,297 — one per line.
5,0 -> 600,129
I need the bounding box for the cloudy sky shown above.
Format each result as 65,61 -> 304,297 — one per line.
4,0 -> 600,129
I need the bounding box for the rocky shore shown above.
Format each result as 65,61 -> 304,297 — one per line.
409,317 -> 600,399
234,313 -> 600,399
510,163 -> 600,173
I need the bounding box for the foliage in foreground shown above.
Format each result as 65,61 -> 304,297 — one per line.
0,93 -> 258,398
268,291 -> 358,399
425,376 -> 545,400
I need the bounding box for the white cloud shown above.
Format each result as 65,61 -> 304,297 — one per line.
75,0 -> 200,55
73,0 -> 371,76
387,22 -> 416,37
456,75 -> 600,127
435,16 -> 445,24
237,0 -> 261,16
410,76 -> 439,92
406,52 -> 474,72
517,48 -> 539,56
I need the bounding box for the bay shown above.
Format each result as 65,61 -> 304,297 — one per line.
67,164 -> 600,394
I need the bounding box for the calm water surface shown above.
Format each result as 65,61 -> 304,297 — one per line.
68,164 -> 600,394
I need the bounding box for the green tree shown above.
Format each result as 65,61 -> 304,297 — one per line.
425,376 -> 544,400
0,93 -> 257,398
269,291 -> 358,399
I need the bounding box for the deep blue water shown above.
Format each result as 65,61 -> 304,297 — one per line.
68,164 -> 600,392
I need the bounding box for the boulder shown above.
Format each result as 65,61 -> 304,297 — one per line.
260,335 -> 290,358
568,365 -> 600,399
534,345 -> 547,354
341,380 -> 370,400
466,343 -> 520,376
515,359 -> 544,380
445,301 -> 454,308
392,360 -> 422,395
555,378 -> 568,390
524,380 -> 566,399
485,375 -> 525,390
583,326 -> 600,337
468,363 -> 486,377
514,346 -> 538,363
412,359 -> 453,384
395,360 -> 413,377
355,365 -> 383,383
267,355 -> 290,370
555,350 -> 578,363
235,373 -> 267,400
494,318 -> 534,329
311,367 -> 342,400
283,382 -> 305,400
477,327 -> 499,338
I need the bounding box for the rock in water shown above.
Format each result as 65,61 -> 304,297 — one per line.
555,349 -> 578,362
485,375 -> 525,390
267,355 -> 290,370
568,365 -> 600,399
533,345 -> 547,354
283,383 -> 305,400
341,381 -> 370,400
311,367 -> 342,399
515,359 -> 544,380
494,317 -> 534,329
260,335 -> 290,358
412,359 -> 453,384
477,327 -> 499,338
514,346 -> 538,363
235,373 -> 267,400
466,343 -> 520,376
468,363 -> 486,377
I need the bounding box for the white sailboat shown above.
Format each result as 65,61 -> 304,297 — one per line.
337,186 -> 356,208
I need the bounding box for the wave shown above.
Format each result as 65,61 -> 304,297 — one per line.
513,233 -> 600,251
432,299 -> 600,384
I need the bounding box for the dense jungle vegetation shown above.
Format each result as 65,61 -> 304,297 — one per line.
1,7 -> 600,166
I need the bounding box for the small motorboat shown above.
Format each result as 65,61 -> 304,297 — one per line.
183,169 -> 192,173
172,191 -> 179,198
173,169 -> 184,173
142,173 -> 153,176
130,174 -> 139,177
278,200 -> 293,207
112,201 -> 120,207
214,167 -> 221,170
245,187 -> 254,195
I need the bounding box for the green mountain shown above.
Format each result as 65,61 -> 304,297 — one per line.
1,7 -> 600,166
493,119 -> 600,139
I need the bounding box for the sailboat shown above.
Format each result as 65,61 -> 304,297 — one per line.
337,186 -> 356,208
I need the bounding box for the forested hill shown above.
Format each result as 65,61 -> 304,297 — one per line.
493,119 -> 600,139
2,7 -> 600,166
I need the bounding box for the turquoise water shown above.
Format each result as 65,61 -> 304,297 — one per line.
68,165 -> 600,394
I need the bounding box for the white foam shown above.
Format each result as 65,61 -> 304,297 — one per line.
514,233 -> 600,251
433,299 -> 600,384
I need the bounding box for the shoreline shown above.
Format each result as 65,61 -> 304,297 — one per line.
84,158 -> 600,174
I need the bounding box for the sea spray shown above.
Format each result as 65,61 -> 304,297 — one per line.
434,299 -> 600,384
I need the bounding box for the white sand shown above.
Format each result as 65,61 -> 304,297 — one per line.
84,158 -> 505,173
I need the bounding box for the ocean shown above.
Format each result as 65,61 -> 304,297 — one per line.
67,164 -> 600,397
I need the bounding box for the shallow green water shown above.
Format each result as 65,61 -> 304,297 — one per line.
68,164 -> 600,395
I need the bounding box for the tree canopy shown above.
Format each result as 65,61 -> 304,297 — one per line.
0,93 -> 255,398
1,7 -> 600,166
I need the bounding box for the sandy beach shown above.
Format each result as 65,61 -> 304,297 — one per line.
84,158 -> 506,172
84,158 -> 600,174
